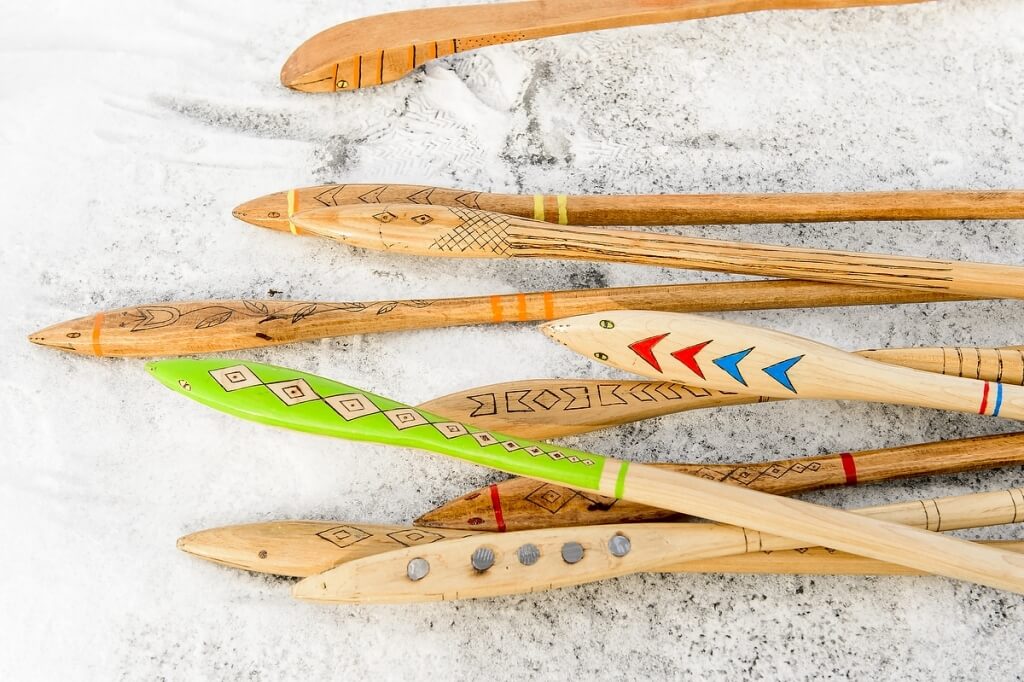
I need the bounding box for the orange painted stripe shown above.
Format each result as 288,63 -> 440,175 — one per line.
408,45 -> 415,69
91,313 -> 105,356
287,189 -> 299,235
542,292 -> 554,319
516,294 -> 528,321
490,295 -> 503,322
352,56 -> 360,89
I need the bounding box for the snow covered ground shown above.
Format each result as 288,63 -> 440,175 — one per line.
3,0 -> 1024,678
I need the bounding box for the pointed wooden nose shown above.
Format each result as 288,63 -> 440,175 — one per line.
26,317 -> 97,354
231,192 -> 291,231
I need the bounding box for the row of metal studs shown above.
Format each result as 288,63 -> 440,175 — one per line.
405,533 -> 632,581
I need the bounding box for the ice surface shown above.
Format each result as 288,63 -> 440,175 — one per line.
3,0 -> 1024,678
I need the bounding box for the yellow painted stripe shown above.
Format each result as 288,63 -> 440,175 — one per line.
287,189 -> 298,235
614,460 -> 630,498
557,194 -> 568,225
490,295 -> 503,322
91,313 -> 105,357
533,194 -> 544,221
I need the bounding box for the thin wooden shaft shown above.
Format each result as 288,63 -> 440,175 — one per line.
235,184 -> 1024,232
418,350 -> 1024,439
282,0 -> 929,92
859,347 -> 1024,385
27,280 -> 970,357
616,463 -> 1024,596
516,223 -> 1021,298
176,520 -> 1024,579
296,486 -> 1024,602
416,432 -> 1024,531
543,311 -> 1024,420
667,540 -> 1024,576
292,204 -> 1024,299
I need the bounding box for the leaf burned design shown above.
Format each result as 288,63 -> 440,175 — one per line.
124,299 -> 437,333
195,309 -> 234,329
243,300 -> 269,315
290,304 -> 318,324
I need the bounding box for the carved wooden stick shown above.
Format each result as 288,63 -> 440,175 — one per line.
281,0 -> 930,92
543,311 -> 1024,419
291,204 -> 1024,299
418,347 -> 1024,439
295,487 -> 1024,603
28,281 -> 971,357
417,432 -> 1024,531
177,521 -> 1024,579
148,359 -> 1024,595
235,184 -> 1024,231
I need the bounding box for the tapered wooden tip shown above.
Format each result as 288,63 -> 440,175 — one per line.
414,491 -> 503,532
27,315 -> 100,355
281,15 -> 423,93
176,525 -> 284,574
280,25 -> 346,92
291,204 -> 518,259
176,522 -> 351,578
232,192 -> 291,231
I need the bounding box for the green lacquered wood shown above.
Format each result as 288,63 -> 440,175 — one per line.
146,359 -> 608,490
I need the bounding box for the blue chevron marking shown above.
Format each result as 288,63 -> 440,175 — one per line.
762,355 -> 805,393
712,347 -> 755,386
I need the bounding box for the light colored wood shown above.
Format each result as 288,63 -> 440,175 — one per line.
291,204 -> 1024,299
176,522 -> 475,577
668,541 -> 1024,576
858,346 -> 1024,384
235,184 -> 1024,231
416,432 -> 1024,531
294,487 -> 1024,602
178,522 -> 1024,578
281,0 -> 930,92
542,311 -> 1024,419
150,358 -> 1024,596
418,348 -> 1024,438
27,280 -> 972,357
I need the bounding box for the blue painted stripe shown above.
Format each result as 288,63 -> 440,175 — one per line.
993,383 -> 1004,417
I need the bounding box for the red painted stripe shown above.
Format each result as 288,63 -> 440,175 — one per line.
91,312 -> 105,356
839,453 -> 857,485
979,381 -> 991,415
488,484 -> 507,532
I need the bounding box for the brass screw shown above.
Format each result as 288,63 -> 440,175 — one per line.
594,352 -> 609,361
336,79 -> 349,89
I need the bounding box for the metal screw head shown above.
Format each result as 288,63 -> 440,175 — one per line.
608,534 -> 631,557
561,542 -> 584,564
517,544 -> 540,566
407,557 -> 430,581
594,352 -> 609,361
599,320 -> 615,329
471,547 -> 495,571
336,79 -> 349,89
